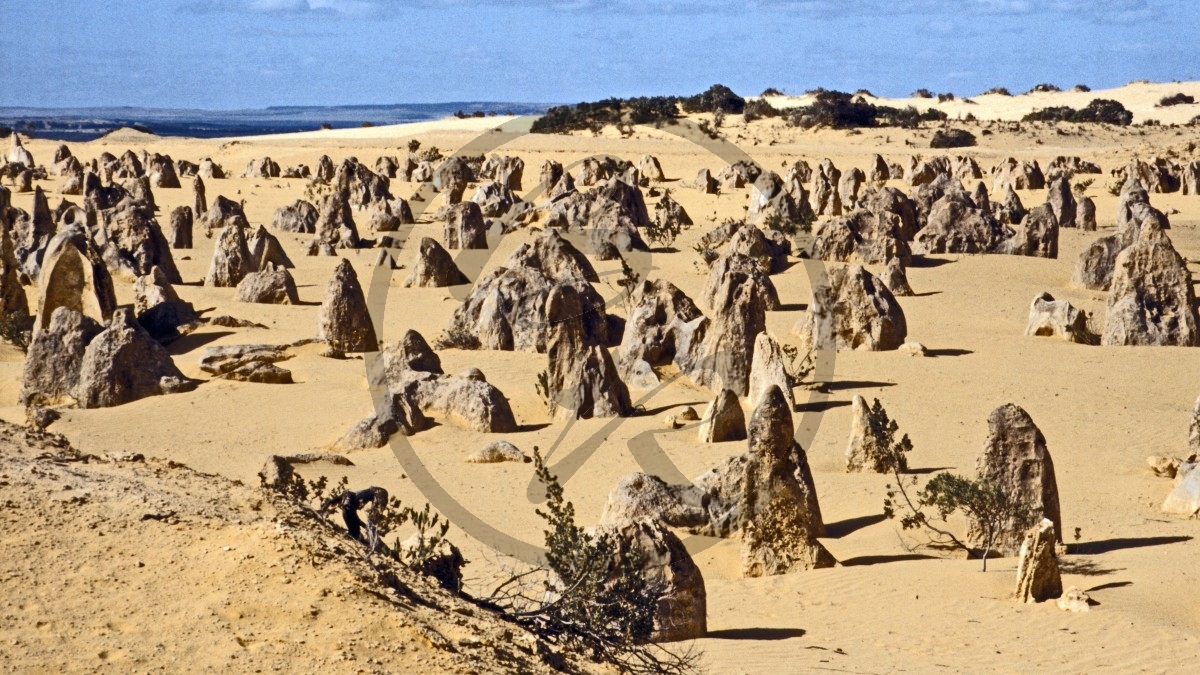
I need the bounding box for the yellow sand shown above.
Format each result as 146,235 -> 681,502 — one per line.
2,81 -> 1199,672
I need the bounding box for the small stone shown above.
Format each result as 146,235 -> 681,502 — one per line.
1056,586 -> 1092,612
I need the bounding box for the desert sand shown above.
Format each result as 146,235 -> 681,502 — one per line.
3,82 -> 1200,673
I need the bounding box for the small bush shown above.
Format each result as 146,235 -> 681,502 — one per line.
418,146 -> 443,163
912,88 -> 934,99
0,308 -> 32,353
614,255 -> 641,310
742,98 -> 781,123
407,139 -> 421,153
1027,83 -> 1061,94
320,122 -> 333,130
1071,84 -> 1091,93
936,93 -> 955,103
1158,93 -> 1195,107
531,96 -> 680,134
763,208 -> 814,238
981,86 -> 1012,96
484,449 -> 699,673
1023,98 -> 1133,126
679,83 -> 746,115
434,329 -> 481,350
760,87 -> 785,97
930,128 -> 976,149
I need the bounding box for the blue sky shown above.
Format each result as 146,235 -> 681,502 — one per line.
2,0 -> 1197,109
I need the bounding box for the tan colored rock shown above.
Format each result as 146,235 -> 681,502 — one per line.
1056,586 -> 1092,613
465,441 -> 529,464
690,255 -> 774,396
615,278 -> 705,388
404,237 -> 468,288
879,257 -> 914,297
1014,519 -> 1063,603
0,224 -> 29,321
740,386 -> 835,576
698,389 -> 747,443
166,206 -> 193,249
21,307 -> 104,406
247,225 -> 293,271
204,225 -> 254,288
808,210 -> 910,265
544,285 -> 630,419
588,517 -> 707,642
443,201 -> 488,250
748,332 -> 793,413
75,307 -> 194,408
971,403 -> 1062,556
272,199 -> 318,233
316,259 -> 378,353
1077,195 -> 1097,231
236,264 -> 300,305
1102,228 -> 1199,347
445,229 -> 610,352
308,193 -> 361,254
35,225 -> 117,331
795,264 -> 907,352
410,371 -> 518,433
1025,292 -> 1093,344
997,204 -> 1058,258
1162,461 -> 1200,517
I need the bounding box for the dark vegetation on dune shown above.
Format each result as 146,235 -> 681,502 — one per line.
1022,98 -> 1134,126
1158,93 -> 1196,107
532,85 -> 950,134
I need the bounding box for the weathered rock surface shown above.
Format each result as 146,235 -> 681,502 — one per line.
75,308 -> 194,408
1101,228 -> 1199,347
204,225 -> 254,288
545,285 -> 630,419
615,279 -> 705,388
404,237 -> 469,288
443,202 -> 488,250
316,259 -> 378,353
698,389 -> 747,443
795,264 -> 907,352
996,205 -> 1058,258
587,517 -> 707,642
273,199 -> 319,233
166,206 -> 193,249
1025,292 -> 1092,344
748,332 -> 794,413
1014,519 -> 1063,603
445,229 -> 611,352
235,264 -> 300,305
879,257 -> 914,297
740,387 -> 835,575
465,441 -> 529,464
808,210 -> 910,265
21,307 -> 103,405
35,225 -> 118,331
971,403 -> 1062,556
1162,461 -> 1200,517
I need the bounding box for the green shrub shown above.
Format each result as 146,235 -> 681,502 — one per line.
930,128 -> 976,149
1023,98 -> 1133,125
0,307 -> 32,353
1158,93 -> 1195,107
679,84 -> 745,115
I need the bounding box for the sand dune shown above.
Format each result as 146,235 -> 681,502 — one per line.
3,82 -> 1200,672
